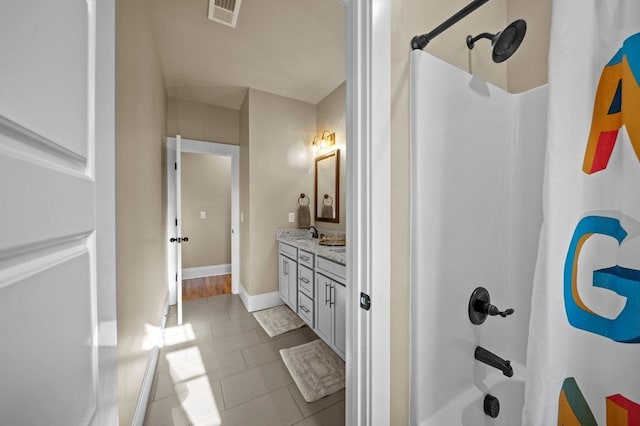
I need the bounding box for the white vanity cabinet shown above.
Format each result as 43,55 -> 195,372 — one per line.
278,243 -> 298,312
276,237 -> 346,361
315,257 -> 346,359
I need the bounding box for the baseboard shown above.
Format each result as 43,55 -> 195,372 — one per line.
238,282 -> 283,312
182,264 -> 231,280
131,292 -> 170,426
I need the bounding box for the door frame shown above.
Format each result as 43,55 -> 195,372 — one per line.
166,136 -> 240,303
163,0 -> 393,421
95,0 -> 119,422
345,0 -> 391,425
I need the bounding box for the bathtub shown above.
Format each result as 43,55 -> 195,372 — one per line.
421,363 -> 525,426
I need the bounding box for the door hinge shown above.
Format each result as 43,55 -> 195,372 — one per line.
175,218 -> 178,226
174,162 -> 177,170
175,273 -> 178,282
360,292 -> 371,311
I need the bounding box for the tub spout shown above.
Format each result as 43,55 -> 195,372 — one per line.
475,346 -> 513,377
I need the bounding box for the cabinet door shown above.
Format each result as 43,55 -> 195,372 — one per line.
316,275 -> 333,344
333,283 -> 346,357
278,254 -> 289,303
287,258 -> 298,311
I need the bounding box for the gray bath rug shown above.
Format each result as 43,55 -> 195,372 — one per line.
253,305 -> 305,337
280,339 -> 345,402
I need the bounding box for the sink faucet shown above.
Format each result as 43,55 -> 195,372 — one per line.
474,346 -> 513,377
308,225 -> 319,238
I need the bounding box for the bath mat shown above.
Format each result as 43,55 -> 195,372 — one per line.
280,339 -> 345,402
253,305 -> 305,337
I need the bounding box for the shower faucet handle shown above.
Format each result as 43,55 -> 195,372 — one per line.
468,287 -> 515,324
486,305 -> 515,318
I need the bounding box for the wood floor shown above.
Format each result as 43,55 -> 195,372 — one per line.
182,274 -> 231,301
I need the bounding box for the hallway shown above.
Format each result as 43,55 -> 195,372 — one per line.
144,295 -> 345,425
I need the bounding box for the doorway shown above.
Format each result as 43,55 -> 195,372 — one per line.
166,136 -> 240,321
181,151 -> 232,300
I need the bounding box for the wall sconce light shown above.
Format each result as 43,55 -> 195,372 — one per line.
311,136 -> 321,155
311,131 -> 336,155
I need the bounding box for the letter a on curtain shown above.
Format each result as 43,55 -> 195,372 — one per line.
524,1 -> 640,425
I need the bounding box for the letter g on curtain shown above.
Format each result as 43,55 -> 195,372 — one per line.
564,215 -> 640,343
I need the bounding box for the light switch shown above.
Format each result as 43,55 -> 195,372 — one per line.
200,211 -> 206,219
288,212 -> 295,223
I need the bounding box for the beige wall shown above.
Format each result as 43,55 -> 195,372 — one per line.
115,0 -> 168,423
167,96 -> 240,145
168,85 -> 346,293
181,153 -> 232,268
506,0 -> 552,93
240,89 -> 316,296
315,82 -> 346,232
389,1 -> 550,424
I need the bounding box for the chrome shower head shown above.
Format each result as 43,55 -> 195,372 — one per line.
466,19 -> 527,63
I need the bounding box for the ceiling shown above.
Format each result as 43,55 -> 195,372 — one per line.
147,0 -> 346,110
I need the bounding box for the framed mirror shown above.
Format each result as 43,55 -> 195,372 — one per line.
315,149 -> 340,223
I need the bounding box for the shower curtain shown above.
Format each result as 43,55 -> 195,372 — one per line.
524,1 -> 640,424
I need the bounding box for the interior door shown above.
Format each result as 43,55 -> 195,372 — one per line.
176,135 -> 183,324
0,0 -> 117,424
167,135 -> 190,324
167,138 -> 177,305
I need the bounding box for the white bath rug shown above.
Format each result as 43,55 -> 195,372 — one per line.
280,339 -> 345,402
253,305 -> 305,338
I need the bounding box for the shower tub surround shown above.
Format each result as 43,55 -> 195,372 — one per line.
409,51 -> 548,425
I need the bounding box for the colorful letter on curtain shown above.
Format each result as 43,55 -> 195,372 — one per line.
582,34 -> 640,174
524,1 -> 640,425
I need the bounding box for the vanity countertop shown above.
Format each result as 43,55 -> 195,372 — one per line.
276,229 -> 346,265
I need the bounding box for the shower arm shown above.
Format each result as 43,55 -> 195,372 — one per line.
411,0 -> 491,50
466,32 -> 497,49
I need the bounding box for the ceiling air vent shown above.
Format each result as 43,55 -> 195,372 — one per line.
208,0 -> 242,28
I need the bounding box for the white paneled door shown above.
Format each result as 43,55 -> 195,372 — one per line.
0,1 -> 117,425
176,135 -> 183,324
167,136 -> 184,325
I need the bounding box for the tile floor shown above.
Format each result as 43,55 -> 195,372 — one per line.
144,294 -> 345,426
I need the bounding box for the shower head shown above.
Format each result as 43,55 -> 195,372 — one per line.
466,19 -> 527,63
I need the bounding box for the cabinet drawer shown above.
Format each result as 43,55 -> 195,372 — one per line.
279,242 -> 297,259
298,292 -> 314,327
316,256 -> 346,282
298,265 -> 314,298
297,250 -> 314,269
